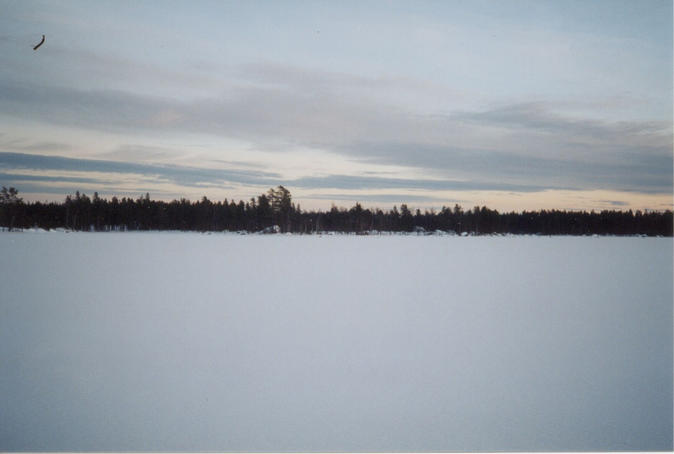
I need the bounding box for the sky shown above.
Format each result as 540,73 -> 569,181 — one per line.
0,0 -> 672,211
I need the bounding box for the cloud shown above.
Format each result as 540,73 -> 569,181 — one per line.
0,63 -> 671,195
0,172 -> 102,185
0,152 -> 281,188
599,200 -> 629,207
0,135 -> 72,153
290,174 -> 554,192
304,193 -> 464,205
338,141 -> 673,193
0,152 -> 554,194
98,144 -> 185,162
456,102 -> 671,147
13,141 -> 71,152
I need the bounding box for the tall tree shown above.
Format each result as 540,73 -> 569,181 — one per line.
267,185 -> 292,232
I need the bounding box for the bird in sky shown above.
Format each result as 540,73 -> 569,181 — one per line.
33,34 -> 45,50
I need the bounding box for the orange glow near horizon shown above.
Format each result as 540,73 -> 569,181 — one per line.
18,187 -> 673,214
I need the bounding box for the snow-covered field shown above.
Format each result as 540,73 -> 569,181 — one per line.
1,232 -> 672,451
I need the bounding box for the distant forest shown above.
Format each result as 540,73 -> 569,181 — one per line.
1,186 -> 672,236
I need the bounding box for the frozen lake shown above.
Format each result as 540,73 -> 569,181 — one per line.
1,233 -> 672,451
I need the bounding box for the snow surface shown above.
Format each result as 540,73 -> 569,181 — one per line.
1,232 -> 672,451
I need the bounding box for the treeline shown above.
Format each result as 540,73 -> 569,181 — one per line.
1,186 -> 672,236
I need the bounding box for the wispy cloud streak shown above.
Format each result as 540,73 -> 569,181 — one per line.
0,152 -> 281,188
